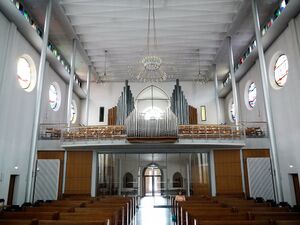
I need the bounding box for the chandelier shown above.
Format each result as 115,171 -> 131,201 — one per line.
131,0 -> 167,82
194,49 -> 208,85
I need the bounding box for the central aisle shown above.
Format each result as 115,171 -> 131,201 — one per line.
133,196 -> 173,225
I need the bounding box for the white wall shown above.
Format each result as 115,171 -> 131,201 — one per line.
84,81 -> 220,125
0,11 -> 81,204
224,14 -> 300,205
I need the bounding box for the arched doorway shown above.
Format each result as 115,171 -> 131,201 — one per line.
143,164 -> 162,196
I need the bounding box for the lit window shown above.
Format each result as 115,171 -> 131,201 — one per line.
274,55 -> 288,87
49,83 -> 61,111
17,56 -> 36,91
70,100 -> 77,124
248,82 -> 257,109
144,107 -> 163,120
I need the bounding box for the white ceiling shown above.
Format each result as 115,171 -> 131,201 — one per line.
59,0 -> 244,82
23,0 -> 279,83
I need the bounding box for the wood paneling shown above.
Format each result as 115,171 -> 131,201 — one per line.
242,149 -> 270,197
108,106 -> 117,125
214,150 -> 243,196
65,151 -> 93,195
189,105 -> 198,124
37,151 -> 65,199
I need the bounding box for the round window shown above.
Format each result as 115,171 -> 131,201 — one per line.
70,100 -> 77,124
49,83 -> 61,111
274,54 -> 288,87
248,82 -> 257,109
17,56 -> 36,91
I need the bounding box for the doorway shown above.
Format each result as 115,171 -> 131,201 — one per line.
143,165 -> 162,196
291,174 -> 300,205
7,175 -> 18,205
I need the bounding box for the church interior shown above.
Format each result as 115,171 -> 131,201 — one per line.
0,0 -> 300,224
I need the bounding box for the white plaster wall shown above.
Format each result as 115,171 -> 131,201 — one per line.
85,81 -> 220,125
0,11 -> 82,204
224,14 -> 300,205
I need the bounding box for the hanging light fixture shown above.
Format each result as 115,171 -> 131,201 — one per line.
194,49 -> 208,85
96,50 -> 108,83
130,0 -> 167,82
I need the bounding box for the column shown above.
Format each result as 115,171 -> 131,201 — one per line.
228,36 -> 240,125
209,150 -> 216,197
251,0 -> 283,202
25,0 -> 52,202
62,150 -> 68,194
213,64 -> 221,124
91,151 -> 97,197
67,39 -> 77,128
85,66 -> 91,125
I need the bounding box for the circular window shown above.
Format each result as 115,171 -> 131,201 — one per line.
70,100 -> 77,124
228,98 -> 236,122
246,81 -> 257,109
274,54 -> 288,87
17,56 -> 36,92
49,83 -> 61,111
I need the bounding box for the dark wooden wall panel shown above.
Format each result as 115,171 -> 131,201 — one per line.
189,105 -> 198,124
214,150 -> 243,196
65,151 -> 93,195
108,106 -> 117,125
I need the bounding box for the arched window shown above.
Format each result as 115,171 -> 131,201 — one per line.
173,172 -> 183,188
123,172 -> 133,188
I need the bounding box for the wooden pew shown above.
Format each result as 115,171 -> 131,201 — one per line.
195,221 -> 271,225
274,221 -> 300,225
0,212 -> 59,220
248,212 -> 300,221
38,220 -> 107,225
59,213 -> 113,225
0,219 -> 37,225
24,207 -> 75,213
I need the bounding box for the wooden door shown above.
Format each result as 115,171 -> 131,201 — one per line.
7,175 -> 17,205
292,174 -> 300,205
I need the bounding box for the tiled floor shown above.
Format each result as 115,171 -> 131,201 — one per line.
132,196 -> 174,225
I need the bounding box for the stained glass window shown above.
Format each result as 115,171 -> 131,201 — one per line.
274,55 -> 288,87
49,84 -> 60,111
17,57 -> 31,90
248,82 -> 257,108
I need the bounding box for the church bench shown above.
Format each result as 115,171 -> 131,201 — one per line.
0,219 -> 37,225
38,220 -> 107,225
274,221 -> 300,225
0,212 -> 59,220
24,207 -> 75,213
58,212 -> 116,224
195,220 -> 271,225
248,212 -> 300,221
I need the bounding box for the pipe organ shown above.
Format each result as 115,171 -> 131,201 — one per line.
116,80 -> 135,125
170,79 -> 189,125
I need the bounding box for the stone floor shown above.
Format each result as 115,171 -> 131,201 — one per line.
132,196 -> 174,225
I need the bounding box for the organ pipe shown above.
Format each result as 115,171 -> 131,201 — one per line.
116,80 -> 135,125
171,79 -> 190,125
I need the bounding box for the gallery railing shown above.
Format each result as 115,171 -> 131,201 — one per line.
39,123 -> 67,140
61,125 -> 126,142
178,124 -> 245,140
242,121 -> 268,138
